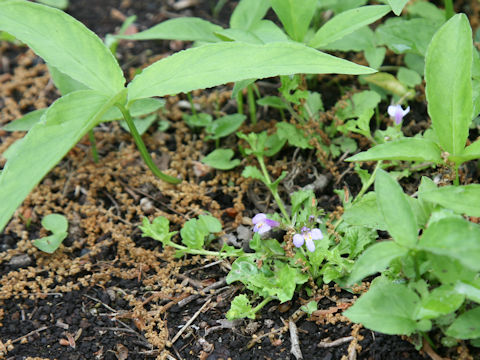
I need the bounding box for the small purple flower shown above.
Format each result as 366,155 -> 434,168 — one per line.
387,104 -> 410,125
252,213 -> 279,234
293,226 -> 323,252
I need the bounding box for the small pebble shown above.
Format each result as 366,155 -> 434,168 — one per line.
8,254 -> 32,268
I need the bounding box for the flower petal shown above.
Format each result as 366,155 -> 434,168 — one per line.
402,106 -> 410,116
387,105 -> 398,117
305,237 -> 316,252
310,228 -> 323,240
257,224 -> 271,234
292,234 -> 304,248
265,219 -> 280,228
252,213 -> 266,224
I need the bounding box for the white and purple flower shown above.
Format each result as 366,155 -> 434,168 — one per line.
387,104 -> 410,125
293,226 -> 323,252
252,213 -> 280,234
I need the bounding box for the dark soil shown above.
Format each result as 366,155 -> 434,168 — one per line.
1,1 -> 479,360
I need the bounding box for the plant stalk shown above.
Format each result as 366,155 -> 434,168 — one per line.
114,103 -> 181,184
88,130 -> 99,163
247,84 -> 257,125
444,0 -> 454,20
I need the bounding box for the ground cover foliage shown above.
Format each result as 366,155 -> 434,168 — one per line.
1,0 -> 480,359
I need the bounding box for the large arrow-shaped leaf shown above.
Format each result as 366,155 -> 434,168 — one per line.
0,0 -> 124,95
128,41 -> 375,101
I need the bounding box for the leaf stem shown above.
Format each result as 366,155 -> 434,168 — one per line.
257,156 -> 291,223
186,92 -> 197,117
353,161 -> 383,203
454,165 -> 460,186
114,103 -> 181,184
88,130 -> 99,163
237,90 -> 244,115
444,0 -> 454,20
247,84 -> 257,125
251,296 -> 273,315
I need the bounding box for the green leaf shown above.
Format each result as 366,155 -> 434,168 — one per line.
214,28 -> 263,44
0,0 -> 124,95
140,216 -> 176,245
0,90 -> 118,232
397,67 -> 422,88
102,98 -> 165,122
264,133 -> 286,157
346,138 -> 442,163
344,279 -> 421,335
407,1 -> 445,22
375,169 -> 418,247
446,307 -> 480,339
35,0 -> 69,10
290,189 -> 314,216
348,241 -> 407,285
271,0 -> 317,42
250,20 -> 289,43
226,294 -> 256,320
425,14 -> 473,155
417,285 -> 465,320
362,72 -> 414,99
201,149 -> 240,170
276,122 -> 312,149
241,166 -> 266,182
127,41 -> 375,101
42,213 -> 68,234
418,217 -> 480,271
429,255 -> 477,285
376,17 -> 441,56
421,185 -> 480,217
387,0 -> 408,16
230,0 -> 270,31
33,232 -> 68,254
182,113 -> 212,128
275,262 -> 309,302
198,214 -> 222,233
2,109 -> 46,132
181,218 -> 207,249
454,280 -> 480,303
451,140 -> 480,163
257,96 -> 288,109
309,5 -> 390,49
117,17 -> 222,43
205,114 -> 246,140
342,192 -> 387,230
48,65 -> 88,95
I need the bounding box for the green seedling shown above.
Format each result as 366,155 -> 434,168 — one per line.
32,214 -> 68,253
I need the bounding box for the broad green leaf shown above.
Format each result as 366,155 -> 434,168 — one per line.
230,0 -> 270,31
201,149 -> 241,170
183,113 -> 212,128
2,109 -> 46,132
180,218 -> 206,249
348,241 -> 407,285
425,14 -> 472,155
250,20 -> 289,43
454,280 -> 480,303
446,307 -> 480,339
48,65 -> 88,95
309,5 -> 390,49
346,138 -> 442,163
407,1 -> 445,22
376,17 -> 441,56
375,169 -> 418,247
417,285 -> 465,320
205,114 -> 246,140
33,232 -> 68,254
117,17 -> 222,43
0,0 -> 124,94
320,0 -> 368,14
342,192 -> 387,230
102,98 -> 165,122
0,90 -> 119,232
264,133 -> 286,157
242,165 -> 265,182
128,41 -> 375,101
428,255 -> 477,285
257,96 -> 288,109
198,215 -> 222,233
397,67 -> 422,87
362,72 -> 414,99
275,262 -> 308,302
42,213 -> 68,234
140,216 -> 176,245
418,217 -> 480,271
214,28 -> 263,44
344,279 -> 421,335
456,140 -> 480,162
227,256 -> 260,284
324,26 -> 375,52
276,122 -> 312,149
387,0 -> 408,16
35,0 -> 69,10
226,294 -> 256,320
421,184 -> 480,217
270,0 -> 317,42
